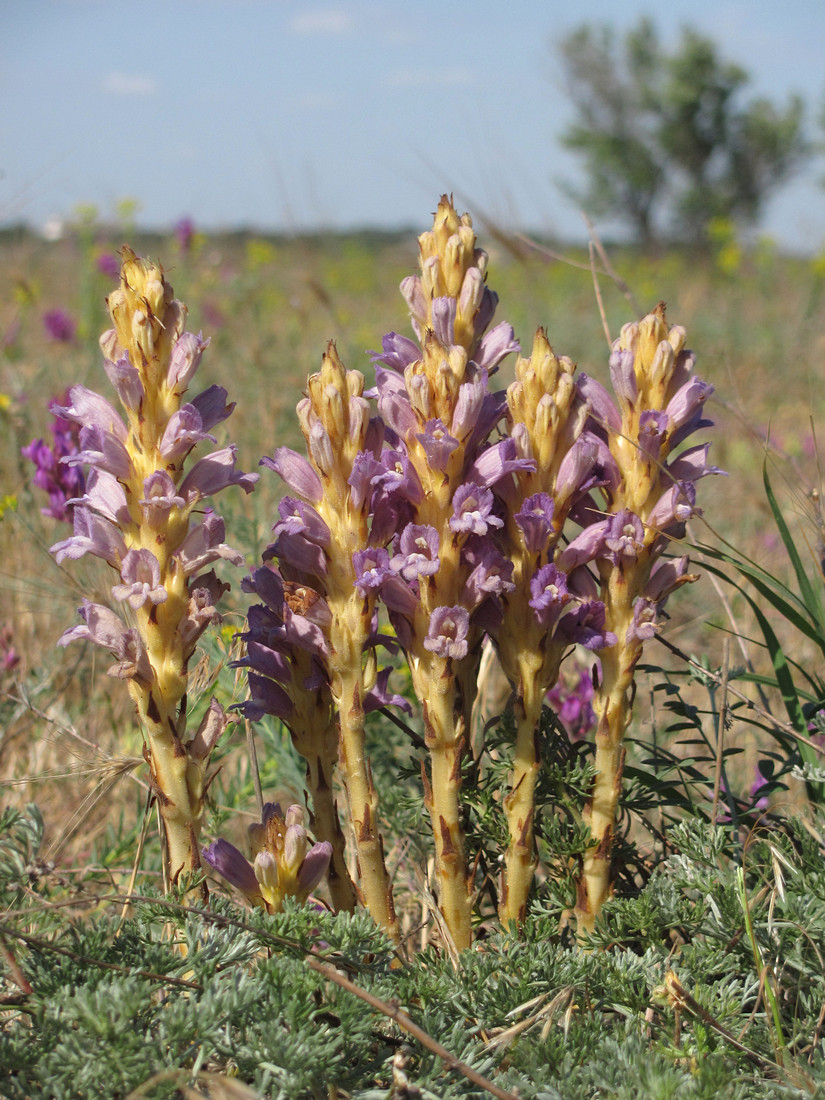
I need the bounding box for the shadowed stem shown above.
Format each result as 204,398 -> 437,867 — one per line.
331,623 -> 398,941
575,569 -> 637,936
129,681 -> 204,886
301,741 -> 356,914
418,653 -> 472,953
500,691 -> 542,927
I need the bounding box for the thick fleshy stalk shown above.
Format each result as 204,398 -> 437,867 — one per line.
573,304 -> 717,934
52,248 -> 256,885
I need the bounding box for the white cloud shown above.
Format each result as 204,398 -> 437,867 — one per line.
103,72 -> 157,96
386,68 -> 473,89
289,8 -> 351,34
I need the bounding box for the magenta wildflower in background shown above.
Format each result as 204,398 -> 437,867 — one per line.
96,253 -> 121,280
175,217 -> 196,254
22,395 -> 86,522
0,626 -> 20,673
547,664 -> 597,741
43,309 -> 77,344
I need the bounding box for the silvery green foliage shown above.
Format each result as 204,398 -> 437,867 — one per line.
1,805 -> 824,1098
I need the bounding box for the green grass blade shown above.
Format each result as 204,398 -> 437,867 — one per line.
762,461 -> 825,632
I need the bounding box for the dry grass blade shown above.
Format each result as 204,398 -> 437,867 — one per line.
482,986 -> 575,1050
126,1070 -> 262,1100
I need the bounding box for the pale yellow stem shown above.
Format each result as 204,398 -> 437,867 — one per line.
303,743 -> 357,914
129,681 -> 205,885
418,654 -> 472,953
500,676 -> 544,928
575,570 -> 638,937
335,665 -> 398,940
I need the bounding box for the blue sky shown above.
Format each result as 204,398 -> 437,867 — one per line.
3,0 -> 824,249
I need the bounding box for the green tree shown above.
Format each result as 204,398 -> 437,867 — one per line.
558,20 -> 808,246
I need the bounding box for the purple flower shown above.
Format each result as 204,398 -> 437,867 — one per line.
43,309 -> 76,344
468,436 -> 535,489
462,545 -> 515,605
140,471 -> 186,522
202,838 -> 261,897
515,493 -> 556,553
604,510 -> 646,564
353,547 -> 391,595
168,332 -> 209,392
475,321 -> 519,373
0,625 -> 20,674
56,599 -> 152,685
96,253 -> 121,280
528,564 -> 571,628
557,601 -> 616,651
240,671 -> 294,722
363,666 -> 413,715
369,449 -> 424,504
370,332 -> 420,374
449,483 -> 503,536
577,372 -> 621,433
558,520 -> 610,572
609,347 -> 638,408
203,802 -> 332,911
390,524 -> 440,582
261,447 -> 323,504
274,497 -> 331,547
175,217 -> 196,254
111,549 -> 168,610
423,606 -> 470,660
750,763 -> 771,811
431,297 -> 457,345
638,410 -> 668,460
22,399 -> 86,522
174,511 -> 245,576
50,506 -> 126,567
547,666 -> 597,741
625,597 -> 658,644
416,420 -> 460,473
646,480 -> 697,533
179,446 -> 259,501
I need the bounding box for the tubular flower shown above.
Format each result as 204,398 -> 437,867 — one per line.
49,247 -> 257,886
572,303 -> 718,936
371,196 -> 519,951
203,803 -> 332,913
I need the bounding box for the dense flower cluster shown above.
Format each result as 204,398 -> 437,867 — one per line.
237,200 -> 717,945
49,247 -> 257,883
569,306 -> 721,931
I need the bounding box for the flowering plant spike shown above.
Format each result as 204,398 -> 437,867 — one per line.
251,342 -> 398,938
372,196 -> 520,950
568,303 -> 719,934
50,247 -> 258,884
493,329 -> 614,925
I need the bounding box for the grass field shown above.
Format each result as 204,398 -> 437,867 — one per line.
2,215 -> 825,1097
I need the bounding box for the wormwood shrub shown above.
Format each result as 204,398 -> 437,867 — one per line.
1,803 -> 825,1097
